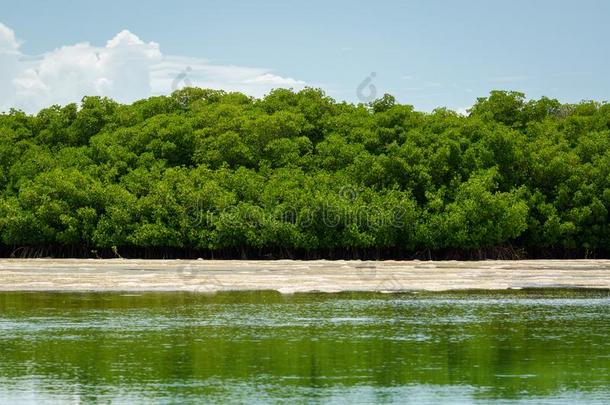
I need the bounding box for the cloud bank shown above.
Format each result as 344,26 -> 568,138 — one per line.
0,23 -> 306,113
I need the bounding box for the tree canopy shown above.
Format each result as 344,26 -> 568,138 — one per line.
1,88 -> 609,259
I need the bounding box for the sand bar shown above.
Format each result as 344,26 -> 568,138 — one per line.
1,259 -> 610,293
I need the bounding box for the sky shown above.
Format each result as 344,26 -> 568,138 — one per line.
1,0 -> 609,113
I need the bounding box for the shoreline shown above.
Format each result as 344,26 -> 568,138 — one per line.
1,259 -> 610,293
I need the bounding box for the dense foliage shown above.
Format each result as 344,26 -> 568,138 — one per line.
1,88 -> 609,258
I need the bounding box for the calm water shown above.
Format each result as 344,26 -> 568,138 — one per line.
0,290 -> 609,404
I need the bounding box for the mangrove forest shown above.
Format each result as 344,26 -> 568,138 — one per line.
1,88 -> 610,259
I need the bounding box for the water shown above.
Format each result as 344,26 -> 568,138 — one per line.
0,290 -> 609,404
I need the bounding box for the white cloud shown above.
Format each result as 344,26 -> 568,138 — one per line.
0,23 -> 19,52
0,23 -> 306,113
0,23 -> 21,112
150,57 -> 306,99
455,106 -> 470,116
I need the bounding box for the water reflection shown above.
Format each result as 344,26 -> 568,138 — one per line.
0,290 -> 609,403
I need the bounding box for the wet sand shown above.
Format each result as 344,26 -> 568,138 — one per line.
1,259 -> 610,293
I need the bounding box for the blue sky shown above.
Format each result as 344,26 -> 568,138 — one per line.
1,0 -> 609,113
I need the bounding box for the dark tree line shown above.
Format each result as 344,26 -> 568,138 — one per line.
1,88 -> 610,259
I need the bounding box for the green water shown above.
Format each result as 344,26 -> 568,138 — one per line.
0,290 -> 609,404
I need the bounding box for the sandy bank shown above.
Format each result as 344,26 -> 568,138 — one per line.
1,259 -> 610,293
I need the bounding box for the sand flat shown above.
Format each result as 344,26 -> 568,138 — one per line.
0,259 -> 609,293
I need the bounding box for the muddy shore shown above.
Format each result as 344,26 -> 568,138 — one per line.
1,259 -> 610,293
